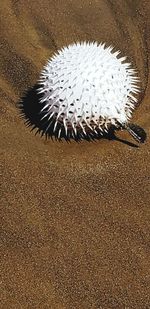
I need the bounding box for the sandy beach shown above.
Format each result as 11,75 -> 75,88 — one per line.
1,1 -> 150,308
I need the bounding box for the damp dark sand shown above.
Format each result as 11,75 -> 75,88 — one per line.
1,1 -> 150,308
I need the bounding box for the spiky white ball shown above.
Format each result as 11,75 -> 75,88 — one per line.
38,42 -> 140,138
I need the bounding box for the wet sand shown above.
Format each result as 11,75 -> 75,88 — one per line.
1,1 -> 150,308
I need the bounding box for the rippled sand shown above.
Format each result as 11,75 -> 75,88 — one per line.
1,1 -> 150,308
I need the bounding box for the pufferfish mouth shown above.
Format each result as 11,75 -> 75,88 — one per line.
122,123 -> 147,143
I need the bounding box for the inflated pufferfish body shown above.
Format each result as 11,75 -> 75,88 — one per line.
38,42 -> 146,142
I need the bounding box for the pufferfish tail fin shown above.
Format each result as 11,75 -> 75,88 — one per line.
125,123 -> 147,143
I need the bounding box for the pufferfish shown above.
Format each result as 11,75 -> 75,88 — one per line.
37,41 -> 146,142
